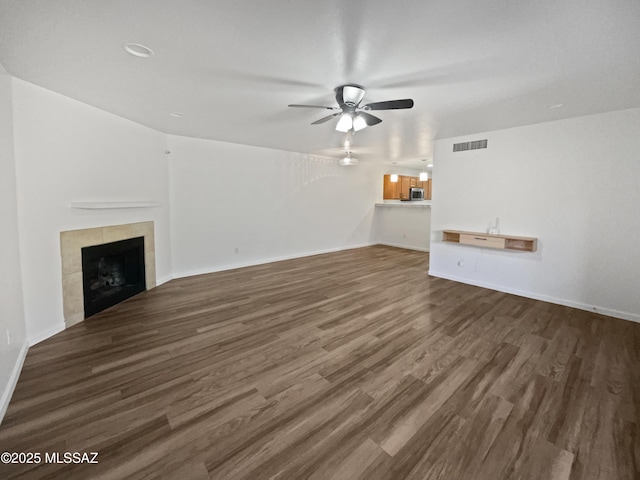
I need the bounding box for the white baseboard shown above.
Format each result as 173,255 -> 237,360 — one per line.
172,243 -> 378,280
377,242 -> 430,252
155,274 -> 174,286
28,323 -> 65,346
428,270 -> 640,324
0,341 -> 29,425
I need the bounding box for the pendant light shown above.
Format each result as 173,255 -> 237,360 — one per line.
419,159 -> 429,181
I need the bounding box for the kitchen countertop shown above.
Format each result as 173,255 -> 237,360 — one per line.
375,201 -> 431,208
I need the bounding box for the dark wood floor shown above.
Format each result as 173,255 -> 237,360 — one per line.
1,246 -> 638,479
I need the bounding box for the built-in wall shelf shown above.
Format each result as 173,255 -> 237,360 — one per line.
70,201 -> 161,210
442,230 -> 537,252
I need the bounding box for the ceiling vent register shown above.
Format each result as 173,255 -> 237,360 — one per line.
453,139 -> 488,152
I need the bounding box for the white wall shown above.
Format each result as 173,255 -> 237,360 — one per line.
375,206 -> 431,252
383,167 -> 424,177
0,65 -> 28,421
430,108 -> 640,322
168,135 -> 380,276
12,79 -> 172,343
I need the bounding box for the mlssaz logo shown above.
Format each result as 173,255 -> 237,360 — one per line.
44,452 -> 99,464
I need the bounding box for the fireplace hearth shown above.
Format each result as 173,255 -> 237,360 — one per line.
81,236 -> 146,318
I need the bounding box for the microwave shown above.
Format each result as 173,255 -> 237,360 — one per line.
409,187 -> 425,201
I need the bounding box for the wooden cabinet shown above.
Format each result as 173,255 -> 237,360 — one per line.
383,175 -> 401,199
400,176 -> 411,200
442,230 -> 537,252
383,175 -> 432,200
417,179 -> 432,199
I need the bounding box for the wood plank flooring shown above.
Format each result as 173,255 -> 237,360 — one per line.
1,246 -> 638,479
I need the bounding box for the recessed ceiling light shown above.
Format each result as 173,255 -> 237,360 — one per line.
124,43 -> 154,58
427,163 -> 433,168
169,112 -> 183,118
547,103 -> 564,110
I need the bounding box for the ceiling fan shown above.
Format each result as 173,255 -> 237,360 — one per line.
288,84 -> 414,132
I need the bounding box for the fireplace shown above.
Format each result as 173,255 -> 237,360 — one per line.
81,236 -> 146,317
60,221 -> 156,327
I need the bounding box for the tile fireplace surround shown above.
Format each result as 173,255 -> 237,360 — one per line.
60,221 -> 156,327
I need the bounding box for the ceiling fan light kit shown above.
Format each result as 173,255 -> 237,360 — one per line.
336,113 -> 353,132
352,115 -> 367,132
339,152 -> 359,166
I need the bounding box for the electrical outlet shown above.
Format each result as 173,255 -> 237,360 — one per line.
457,260 -> 464,267
6,328 -> 11,346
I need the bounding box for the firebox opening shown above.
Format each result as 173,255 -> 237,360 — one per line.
81,236 -> 146,318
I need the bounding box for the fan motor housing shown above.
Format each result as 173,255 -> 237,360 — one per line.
336,84 -> 365,107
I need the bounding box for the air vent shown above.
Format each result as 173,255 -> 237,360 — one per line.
453,139 -> 488,152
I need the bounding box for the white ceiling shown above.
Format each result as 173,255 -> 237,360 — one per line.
1,1 -> 639,168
